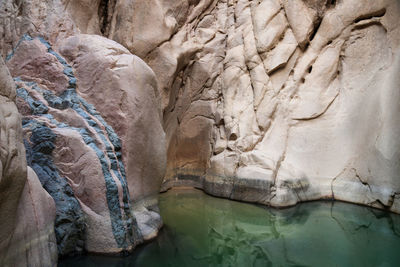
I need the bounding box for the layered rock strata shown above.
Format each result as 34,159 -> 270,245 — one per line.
59,34 -> 166,240
6,36 -> 144,254
0,57 -> 57,266
1,0 -> 167,257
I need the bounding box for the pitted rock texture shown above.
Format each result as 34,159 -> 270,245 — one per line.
0,57 -> 57,266
153,0 -> 400,213
7,36 -> 143,254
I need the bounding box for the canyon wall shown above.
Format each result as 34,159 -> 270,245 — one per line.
0,0 -> 166,261
0,0 -> 400,264
142,0 -> 400,214
0,57 -> 57,266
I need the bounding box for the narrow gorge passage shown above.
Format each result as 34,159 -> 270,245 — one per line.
0,0 -> 400,266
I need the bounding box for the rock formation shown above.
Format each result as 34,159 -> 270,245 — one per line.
1,0 -> 166,258
149,0 -> 400,214
0,0 -> 400,264
59,34 -> 166,241
5,33 -> 167,254
0,57 -> 57,266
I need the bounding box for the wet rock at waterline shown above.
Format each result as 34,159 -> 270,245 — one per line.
0,0 -> 400,265
158,0 -> 400,213
60,189 -> 400,267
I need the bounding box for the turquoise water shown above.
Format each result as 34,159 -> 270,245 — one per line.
60,188 -> 400,267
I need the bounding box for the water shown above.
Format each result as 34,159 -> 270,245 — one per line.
60,188 -> 400,267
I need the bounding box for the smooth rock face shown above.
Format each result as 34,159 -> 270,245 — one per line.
0,57 -> 57,266
59,34 -> 166,240
1,0 -> 167,254
4,167 -> 58,267
1,0 -> 400,262
7,36 -> 143,254
156,0 -> 400,213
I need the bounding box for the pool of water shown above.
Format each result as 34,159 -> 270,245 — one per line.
60,188 -> 400,267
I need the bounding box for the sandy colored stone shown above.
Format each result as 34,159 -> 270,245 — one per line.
6,38 -> 69,94
8,36 -> 141,254
59,34 -> 166,239
156,0 -> 400,214
0,57 -> 57,266
52,128 -> 120,253
1,2 -> 400,261
2,167 -> 57,267
282,0 -> 317,48
59,34 -> 166,203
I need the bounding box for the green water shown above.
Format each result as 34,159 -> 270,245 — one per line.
60,188 -> 400,267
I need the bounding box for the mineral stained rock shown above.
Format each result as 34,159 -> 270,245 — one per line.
6,36 -> 150,254
1,0 -> 400,263
0,57 -> 57,266
152,0 -> 400,214
1,0 -> 167,256
59,34 -> 166,241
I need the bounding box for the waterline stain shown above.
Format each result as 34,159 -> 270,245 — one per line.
60,188 -> 400,267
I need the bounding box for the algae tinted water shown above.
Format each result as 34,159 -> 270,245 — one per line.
60,189 -> 400,267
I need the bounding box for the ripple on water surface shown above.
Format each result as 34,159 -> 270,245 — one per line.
60,188 -> 400,267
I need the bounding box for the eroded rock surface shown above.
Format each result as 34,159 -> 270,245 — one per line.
1,0 -> 400,262
7,36 -> 143,254
59,34 -> 166,241
154,0 -> 400,213
1,0 -> 168,255
0,57 -> 57,266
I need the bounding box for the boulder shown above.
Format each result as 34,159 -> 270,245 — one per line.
59,34 -> 166,240
0,56 -> 57,266
7,36 -> 143,254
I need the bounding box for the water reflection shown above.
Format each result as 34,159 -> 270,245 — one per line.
60,189 -> 400,267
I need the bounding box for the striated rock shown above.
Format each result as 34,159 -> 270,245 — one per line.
1,0 -> 168,253
59,34 -> 166,240
7,36 -> 143,254
24,122 -> 86,256
157,0 -> 400,214
0,57 -> 57,266
1,0 -> 400,261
